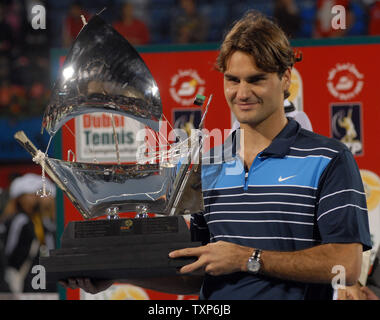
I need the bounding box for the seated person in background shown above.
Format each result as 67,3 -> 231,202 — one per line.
63,2 -> 90,47
112,2 -> 150,45
171,0 -> 208,44
273,0 -> 302,39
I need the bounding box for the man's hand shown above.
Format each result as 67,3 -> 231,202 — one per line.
337,282 -> 367,300
337,283 -> 380,300
169,241 -> 252,276
360,286 -> 380,300
58,278 -> 114,294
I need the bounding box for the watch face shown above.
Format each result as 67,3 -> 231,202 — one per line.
247,259 -> 260,273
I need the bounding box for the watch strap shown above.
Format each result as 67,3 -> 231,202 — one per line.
253,248 -> 262,261
249,248 -> 262,262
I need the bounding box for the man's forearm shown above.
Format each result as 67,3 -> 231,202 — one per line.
171,241 -> 362,286
258,243 -> 362,285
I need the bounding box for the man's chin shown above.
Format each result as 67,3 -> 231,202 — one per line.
234,117 -> 260,127
232,109 -> 259,124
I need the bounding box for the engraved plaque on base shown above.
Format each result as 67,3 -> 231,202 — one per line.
40,216 -> 201,283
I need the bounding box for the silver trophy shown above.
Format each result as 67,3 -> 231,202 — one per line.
14,14 -> 210,282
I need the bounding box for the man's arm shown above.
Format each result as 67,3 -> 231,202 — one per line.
258,243 -> 362,285
170,241 -> 363,286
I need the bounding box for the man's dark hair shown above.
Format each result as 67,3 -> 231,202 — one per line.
216,10 -> 302,99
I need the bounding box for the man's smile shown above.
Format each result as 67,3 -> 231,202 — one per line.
235,102 -> 260,111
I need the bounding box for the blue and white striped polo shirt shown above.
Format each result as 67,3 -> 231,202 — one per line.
191,119 -> 371,300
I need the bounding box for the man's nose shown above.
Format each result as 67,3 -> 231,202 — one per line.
236,82 -> 251,101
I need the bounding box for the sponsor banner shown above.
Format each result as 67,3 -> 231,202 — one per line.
75,113 -> 144,163
141,50 -> 226,131
360,170 -> 380,268
330,103 -> 363,155
169,69 -> 206,106
327,63 -> 364,101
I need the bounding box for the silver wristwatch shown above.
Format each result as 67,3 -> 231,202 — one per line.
247,249 -> 262,274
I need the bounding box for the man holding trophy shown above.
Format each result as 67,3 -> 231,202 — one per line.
20,10 -> 371,300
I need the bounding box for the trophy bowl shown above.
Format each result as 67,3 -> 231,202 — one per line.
14,14 -> 208,284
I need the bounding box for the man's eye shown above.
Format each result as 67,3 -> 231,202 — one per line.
248,77 -> 265,83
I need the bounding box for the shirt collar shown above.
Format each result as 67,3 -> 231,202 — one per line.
260,118 -> 300,157
219,118 -> 300,162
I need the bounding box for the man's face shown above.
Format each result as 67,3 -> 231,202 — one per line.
223,50 -> 290,127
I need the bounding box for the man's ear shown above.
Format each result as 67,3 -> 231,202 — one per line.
282,68 -> 292,91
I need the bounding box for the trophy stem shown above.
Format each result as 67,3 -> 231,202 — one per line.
106,207 -> 120,220
135,205 -> 149,218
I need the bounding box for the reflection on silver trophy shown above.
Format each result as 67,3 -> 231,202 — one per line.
15,14 -> 211,220
13,13 -> 211,282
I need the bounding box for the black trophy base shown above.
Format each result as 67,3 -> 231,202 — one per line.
40,216 -> 202,284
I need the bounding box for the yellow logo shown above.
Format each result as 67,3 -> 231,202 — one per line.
288,67 -> 303,111
169,69 -> 206,106
120,219 -> 133,230
360,170 -> 380,211
110,285 -> 149,300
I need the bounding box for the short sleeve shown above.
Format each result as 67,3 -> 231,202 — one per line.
316,149 -> 372,251
190,213 -> 210,245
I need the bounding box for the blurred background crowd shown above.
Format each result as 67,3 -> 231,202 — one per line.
0,0 -> 380,120
0,0 -> 380,298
